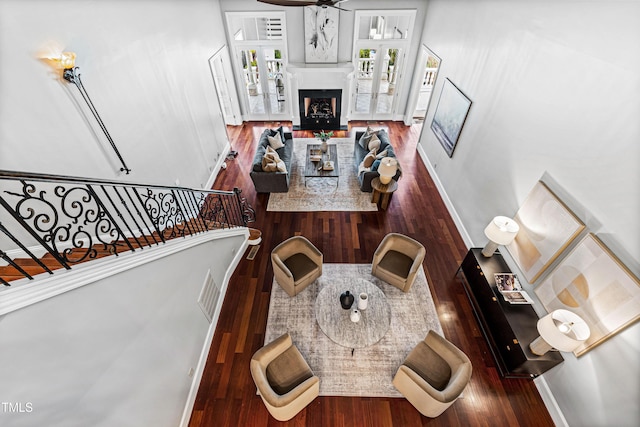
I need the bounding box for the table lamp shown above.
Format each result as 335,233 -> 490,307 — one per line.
481,216 -> 520,257
378,157 -> 398,184
529,309 -> 590,356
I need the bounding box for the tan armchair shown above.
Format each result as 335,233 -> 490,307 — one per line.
250,333 -> 320,421
271,236 -> 323,296
393,330 -> 472,418
371,233 -> 426,292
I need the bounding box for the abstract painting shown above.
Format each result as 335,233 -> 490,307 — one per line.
507,181 -> 585,283
430,78 -> 471,157
535,234 -> 640,356
304,6 -> 339,63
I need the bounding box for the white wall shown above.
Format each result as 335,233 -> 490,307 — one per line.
418,1 -> 640,426
0,234 -> 245,427
0,0 -> 227,189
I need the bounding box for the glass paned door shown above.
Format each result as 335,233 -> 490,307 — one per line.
352,46 -> 403,119
236,46 -> 288,121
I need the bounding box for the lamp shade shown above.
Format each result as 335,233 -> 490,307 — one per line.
60,51 -> 76,69
378,157 -> 398,184
537,309 -> 590,352
484,216 -> 520,245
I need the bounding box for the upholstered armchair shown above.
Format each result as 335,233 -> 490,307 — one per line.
271,236 -> 323,297
371,233 -> 426,292
250,333 -> 320,421
393,330 -> 472,418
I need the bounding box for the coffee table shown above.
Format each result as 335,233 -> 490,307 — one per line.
304,143 -> 339,187
315,278 -> 391,349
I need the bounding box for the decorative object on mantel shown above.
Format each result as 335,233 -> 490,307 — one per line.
340,290 -> 354,309
431,78 -> 472,158
314,130 -> 333,152
530,309 -> 590,356
55,52 -> 132,174
507,181 -> 585,282
304,5 -> 340,63
481,216 -> 519,257
535,233 -> 640,356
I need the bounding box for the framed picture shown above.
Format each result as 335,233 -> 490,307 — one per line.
304,6 -> 339,63
535,234 -> 640,356
507,181 -> 585,283
430,78 -> 472,157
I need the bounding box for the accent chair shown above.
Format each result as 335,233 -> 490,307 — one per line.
271,236 -> 323,297
371,233 -> 426,292
393,330 -> 472,417
250,333 -> 320,421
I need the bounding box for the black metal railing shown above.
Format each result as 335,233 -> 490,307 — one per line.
0,170 -> 255,286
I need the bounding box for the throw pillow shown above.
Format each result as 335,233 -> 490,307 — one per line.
362,149 -> 377,168
371,159 -> 381,171
376,149 -> 388,159
262,146 -> 281,172
270,126 -> 285,142
368,133 -> 381,152
267,132 -> 285,150
358,126 -> 378,150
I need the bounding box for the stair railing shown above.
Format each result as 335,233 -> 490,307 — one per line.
0,170 -> 255,286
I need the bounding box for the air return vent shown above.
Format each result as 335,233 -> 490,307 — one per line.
198,270 -> 220,323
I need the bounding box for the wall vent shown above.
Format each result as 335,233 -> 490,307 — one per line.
198,269 -> 220,324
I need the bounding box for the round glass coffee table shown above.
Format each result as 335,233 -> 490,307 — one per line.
315,278 -> 391,349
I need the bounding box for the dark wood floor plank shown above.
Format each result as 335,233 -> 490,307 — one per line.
188,121 -> 554,426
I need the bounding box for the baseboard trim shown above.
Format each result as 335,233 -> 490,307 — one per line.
416,143 -> 473,248
0,228 -> 249,316
535,376 -> 569,427
205,141 -> 231,190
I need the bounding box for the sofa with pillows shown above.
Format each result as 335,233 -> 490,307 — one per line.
250,127 -> 294,193
354,127 -> 401,192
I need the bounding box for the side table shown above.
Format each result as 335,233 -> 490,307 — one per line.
371,178 -> 398,210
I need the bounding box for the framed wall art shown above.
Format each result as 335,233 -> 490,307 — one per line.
304,6 -> 339,63
430,78 -> 472,157
535,233 -> 640,356
507,181 -> 585,283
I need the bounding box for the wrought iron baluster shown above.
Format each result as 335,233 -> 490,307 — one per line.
170,189 -> 193,237
0,220 -> 53,276
85,185 -> 133,254
113,186 -> 149,248
178,190 -> 203,234
124,187 -> 157,247
186,190 -> 208,232
133,188 -> 165,244
0,249 -> 32,283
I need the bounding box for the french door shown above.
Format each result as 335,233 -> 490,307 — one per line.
351,45 -> 405,120
234,45 -> 289,121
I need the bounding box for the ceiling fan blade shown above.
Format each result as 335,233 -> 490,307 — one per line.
257,0 -> 317,6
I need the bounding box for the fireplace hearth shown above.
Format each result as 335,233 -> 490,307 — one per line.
297,89 -> 344,131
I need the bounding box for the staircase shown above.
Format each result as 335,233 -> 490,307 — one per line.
0,170 -> 255,286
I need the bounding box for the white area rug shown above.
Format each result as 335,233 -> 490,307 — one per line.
266,138 -> 378,212
264,263 -> 443,397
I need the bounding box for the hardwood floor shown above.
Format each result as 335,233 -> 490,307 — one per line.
189,121 -> 554,427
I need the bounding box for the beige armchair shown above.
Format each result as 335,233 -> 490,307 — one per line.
250,333 -> 320,421
393,330 -> 472,418
371,233 -> 426,292
271,236 -> 323,296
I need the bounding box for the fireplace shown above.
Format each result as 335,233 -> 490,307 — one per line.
298,89 -> 342,130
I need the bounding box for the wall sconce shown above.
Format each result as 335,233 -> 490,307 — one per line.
530,309 -> 590,356
60,52 -> 131,174
378,157 -> 398,184
481,216 -> 519,257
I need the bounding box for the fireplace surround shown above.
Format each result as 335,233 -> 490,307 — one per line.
297,89 -> 342,131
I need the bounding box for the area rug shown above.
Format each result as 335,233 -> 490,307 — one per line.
266,138 -> 378,212
264,263 -> 443,397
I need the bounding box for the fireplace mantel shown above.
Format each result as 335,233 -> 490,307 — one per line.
288,62 -> 354,129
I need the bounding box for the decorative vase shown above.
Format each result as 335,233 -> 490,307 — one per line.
321,139 -> 328,153
350,309 -> 361,323
358,293 -> 368,310
340,291 -> 354,309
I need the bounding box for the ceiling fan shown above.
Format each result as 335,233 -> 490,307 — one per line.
257,0 -> 350,11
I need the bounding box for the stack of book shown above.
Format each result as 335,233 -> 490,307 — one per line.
494,273 -> 533,304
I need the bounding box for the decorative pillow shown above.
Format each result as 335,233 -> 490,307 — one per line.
376,149 -> 388,159
267,132 -> 285,150
262,146 -> 284,172
362,149 -> 377,168
368,133 -> 381,152
270,126 -> 285,142
371,159 -> 381,171
358,126 -> 378,150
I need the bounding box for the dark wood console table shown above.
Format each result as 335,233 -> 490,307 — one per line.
458,248 -> 563,378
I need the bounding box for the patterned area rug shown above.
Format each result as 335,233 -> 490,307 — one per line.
266,138 -> 378,212
264,263 -> 443,397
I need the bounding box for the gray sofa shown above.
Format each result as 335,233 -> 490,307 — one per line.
250,128 -> 294,193
354,129 -> 401,192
